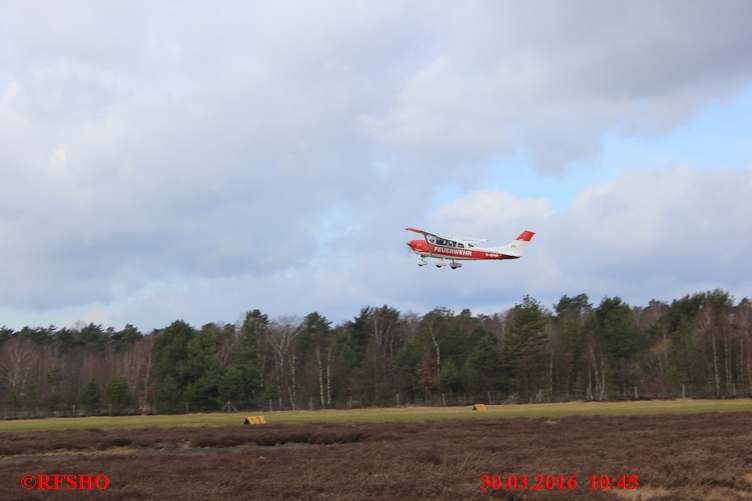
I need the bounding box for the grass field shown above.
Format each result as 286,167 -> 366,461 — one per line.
2,400 -> 752,499
2,408 -> 752,499
2,398 -> 752,432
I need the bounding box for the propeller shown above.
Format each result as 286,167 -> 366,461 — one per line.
405,240 -> 415,257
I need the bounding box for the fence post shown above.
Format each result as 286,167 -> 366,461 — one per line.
634,386 -> 638,399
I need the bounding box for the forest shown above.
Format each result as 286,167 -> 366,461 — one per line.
1,289 -> 750,417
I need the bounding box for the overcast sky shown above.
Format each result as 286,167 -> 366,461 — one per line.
1,1 -> 751,331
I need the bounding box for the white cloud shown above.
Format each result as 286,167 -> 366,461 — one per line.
362,1 -> 752,172
427,165 -> 752,310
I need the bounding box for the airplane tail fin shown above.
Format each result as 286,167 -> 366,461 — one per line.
492,230 -> 535,258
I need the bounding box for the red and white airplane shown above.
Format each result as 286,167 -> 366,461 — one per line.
406,227 -> 535,269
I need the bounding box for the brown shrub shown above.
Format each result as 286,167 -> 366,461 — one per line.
1,412 -> 751,500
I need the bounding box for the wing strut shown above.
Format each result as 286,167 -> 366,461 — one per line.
422,232 -> 435,259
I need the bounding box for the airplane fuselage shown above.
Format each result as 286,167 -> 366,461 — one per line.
405,227 -> 534,267
407,239 -> 512,261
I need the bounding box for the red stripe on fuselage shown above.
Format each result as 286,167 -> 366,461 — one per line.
408,240 -> 515,260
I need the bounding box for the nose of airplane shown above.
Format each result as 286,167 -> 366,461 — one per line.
407,240 -> 423,253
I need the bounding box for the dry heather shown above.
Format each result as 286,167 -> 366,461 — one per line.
1,412 -> 751,500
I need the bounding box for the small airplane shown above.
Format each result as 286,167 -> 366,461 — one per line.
406,227 -> 535,269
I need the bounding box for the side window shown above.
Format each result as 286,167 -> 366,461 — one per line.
458,243 -> 464,248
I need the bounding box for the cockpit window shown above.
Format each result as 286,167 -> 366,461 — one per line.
430,237 -> 462,247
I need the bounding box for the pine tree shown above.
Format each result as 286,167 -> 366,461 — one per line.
80,379 -> 102,415
105,375 -> 132,414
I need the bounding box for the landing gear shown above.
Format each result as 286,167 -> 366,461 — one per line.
416,258 -> 461,268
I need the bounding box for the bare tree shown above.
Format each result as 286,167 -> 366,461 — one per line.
736,299 -> 752,394
121,336 -> 155,411
421,310 -> 446,370
265,317 -> 303,410
0,337 -> 39,404
586,339 -> 607,401
313,336 -> 335,408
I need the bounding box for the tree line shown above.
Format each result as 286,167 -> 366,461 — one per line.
1,289 -> 750,416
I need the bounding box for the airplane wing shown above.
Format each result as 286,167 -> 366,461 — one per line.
405,227 -> 486,243
454,236 -> 488,243
405,227 -> 445,239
